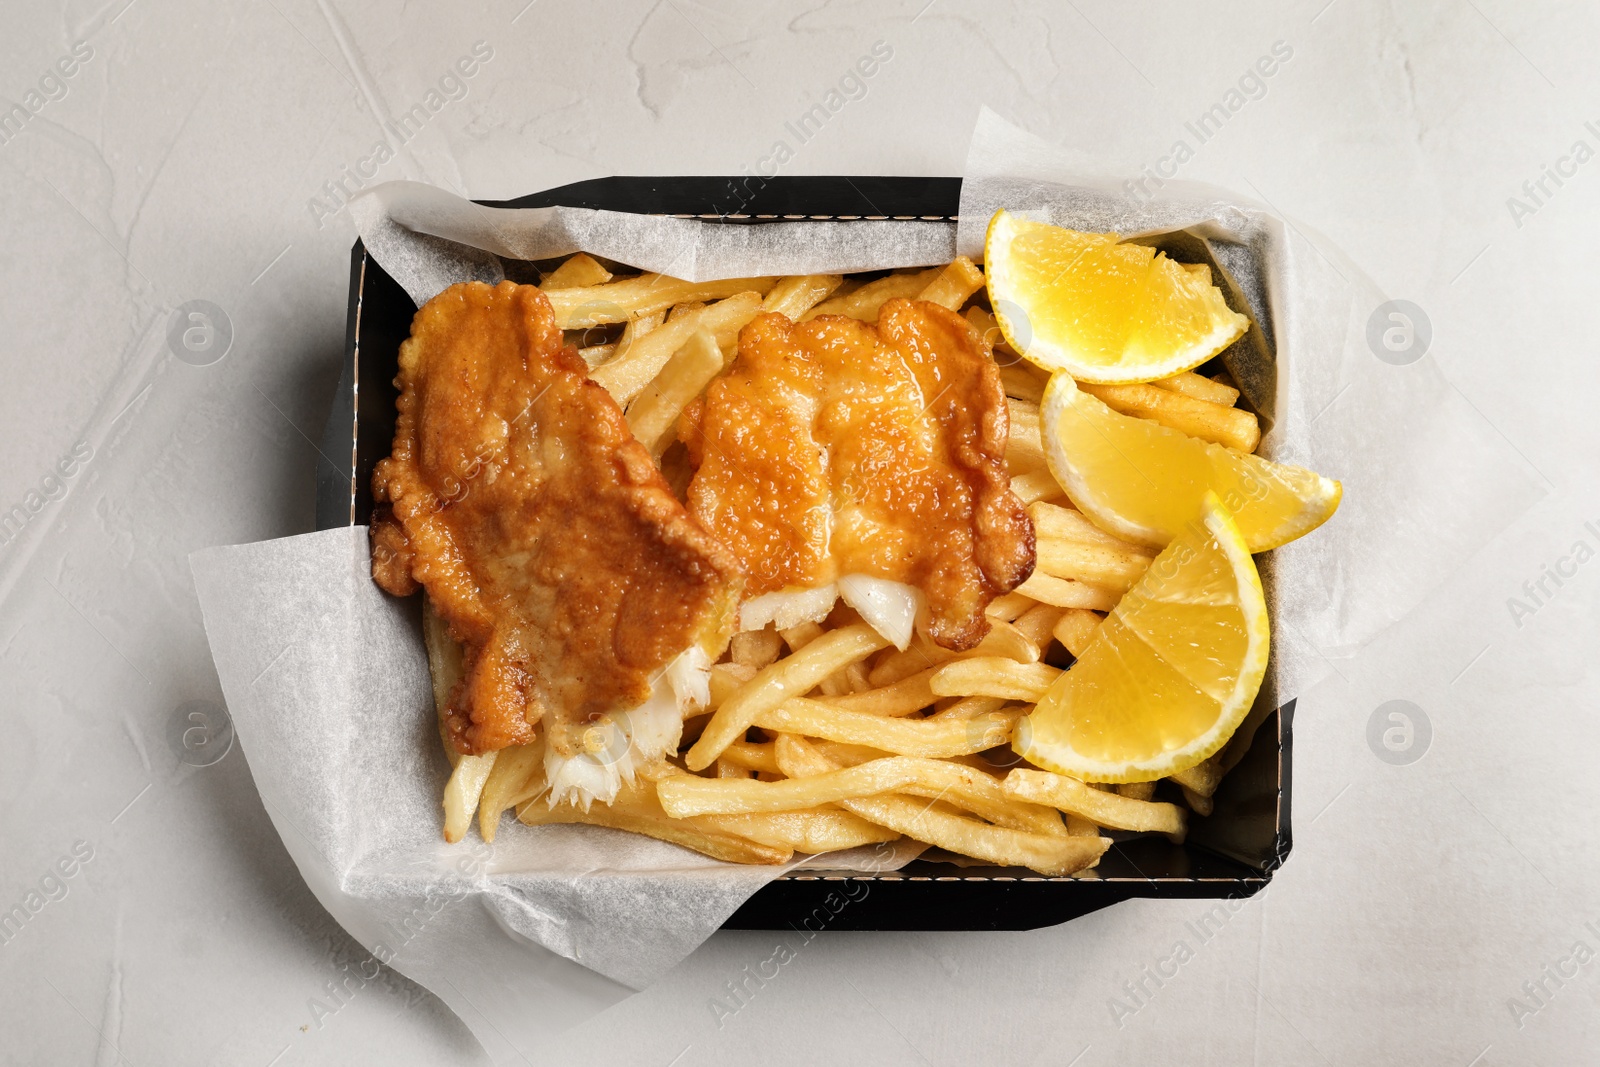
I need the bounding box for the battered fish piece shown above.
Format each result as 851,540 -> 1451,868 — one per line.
681,299 -> 1035,651
371,281 -> 743,797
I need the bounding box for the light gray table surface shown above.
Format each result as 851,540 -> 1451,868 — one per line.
1,2 -> 1595,1064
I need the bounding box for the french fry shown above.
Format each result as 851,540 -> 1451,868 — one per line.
717,758 -> 750,779
696,808 -> 900,853
769,738 -> 1066,837
802,266 -> 943,321
1116,781 -> 1157,801
1011,603 -> 1065,658
1016,572 -> 1119,612
1003,769 -> 1187,839
930,658 -> 1062,702
443,752 -> 497,844
1007,468 -> 1064,506
917,256 -> 985,310
1077,381 -> 1261,454
517,778 -> 792,865
998,362 -> 1046,404
1051,608 -> 1104,658
778,620 -> 827,653
1065,815 -> 1100,838
863,618 -> 1035,689
477,742 -> 545,842
1181,787 -> 1214,816
815,667 -> 938,717
761,274 -> 843,318
1006,397 -> 1046,474
985,591 -> 1035,622
1035,534 -> 1151,593
772,737 -> 1102,875
1028,501 -> 1148,551
730,627 -> 784,671
718,740 -> 781,775
751,696 -> 1016,758
626,328 -> 725,456
708,662 -> 757,708
546,273 -> 776,328
576,342 -> 616,368
541,253 -> 612,289
1154,369 -> 1239,407
1169,753 -> 1224,798
686,623 -> 890,770
927,696 -> 1007,722
592,292 -> 764,404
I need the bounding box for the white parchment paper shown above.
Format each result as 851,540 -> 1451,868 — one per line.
188,111 -> 1543,1062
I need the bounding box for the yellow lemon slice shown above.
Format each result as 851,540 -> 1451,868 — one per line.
1040,373 -> 1341,552
1014,493 -> 1269,782
985,209 -> 1249,384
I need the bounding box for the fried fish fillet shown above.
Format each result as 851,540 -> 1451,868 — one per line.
371,281 -> 743,792
680,298 -> 1035,651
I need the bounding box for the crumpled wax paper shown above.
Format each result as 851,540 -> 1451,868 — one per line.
189,110 -> 1543,1063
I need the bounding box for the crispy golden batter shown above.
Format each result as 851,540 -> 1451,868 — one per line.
372,281 -> 743,756
682,299 -> 1035,650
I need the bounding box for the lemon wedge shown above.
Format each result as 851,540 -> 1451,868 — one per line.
1014,493 -> 1269,783
985,209 -> 1249,384
1040,373 -> 1341,552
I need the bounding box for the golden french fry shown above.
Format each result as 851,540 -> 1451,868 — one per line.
768,737 -> 1066,836
1016,572 -> 1119,612
443,752 -> 497,844
772,736 -> 1099,875
626,328 -> 725,456
1154,369 -> 1240,407
686,623 -> 890,770
1007,468 -> 1064,506
1005,397 -> 1045,474
984,591 -> 1034,622
917,256 -> 985,310
802,266 -> 943,321
546,274 -> 776,328
778,620 -> 826,653
730,627 -> 784,671
1011,603 -> 1065,657
862,618 -> 1036,690
1035,534 -> 1151,593
718,740 -> 781,775
697,808 -> 900,853
753,696 -> 1016,758
708,662 -> 757,708
1116,780 -> 1156,801
592,292 -> 764,404
762,274 -> 843,318
541,253 -> 613,289
518,779 -> 792,865
815,667 -> 937,717
1181,786 -> 1214,816
1169,753 -> 1224,797
716,758 -> 749,778
1003,769 -> 1187,839
927,696 -> 1007,722
576,342 -> 616,368
1064,814 -> 1100,838
866,633 -> 955,686
1051,608 -> 1104,658
477,742 -> 545,842
1077,381 -> 1260,454
998,362 -> 1046,404
1028,501 -> 1148,551
930,658 -> 1062,701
